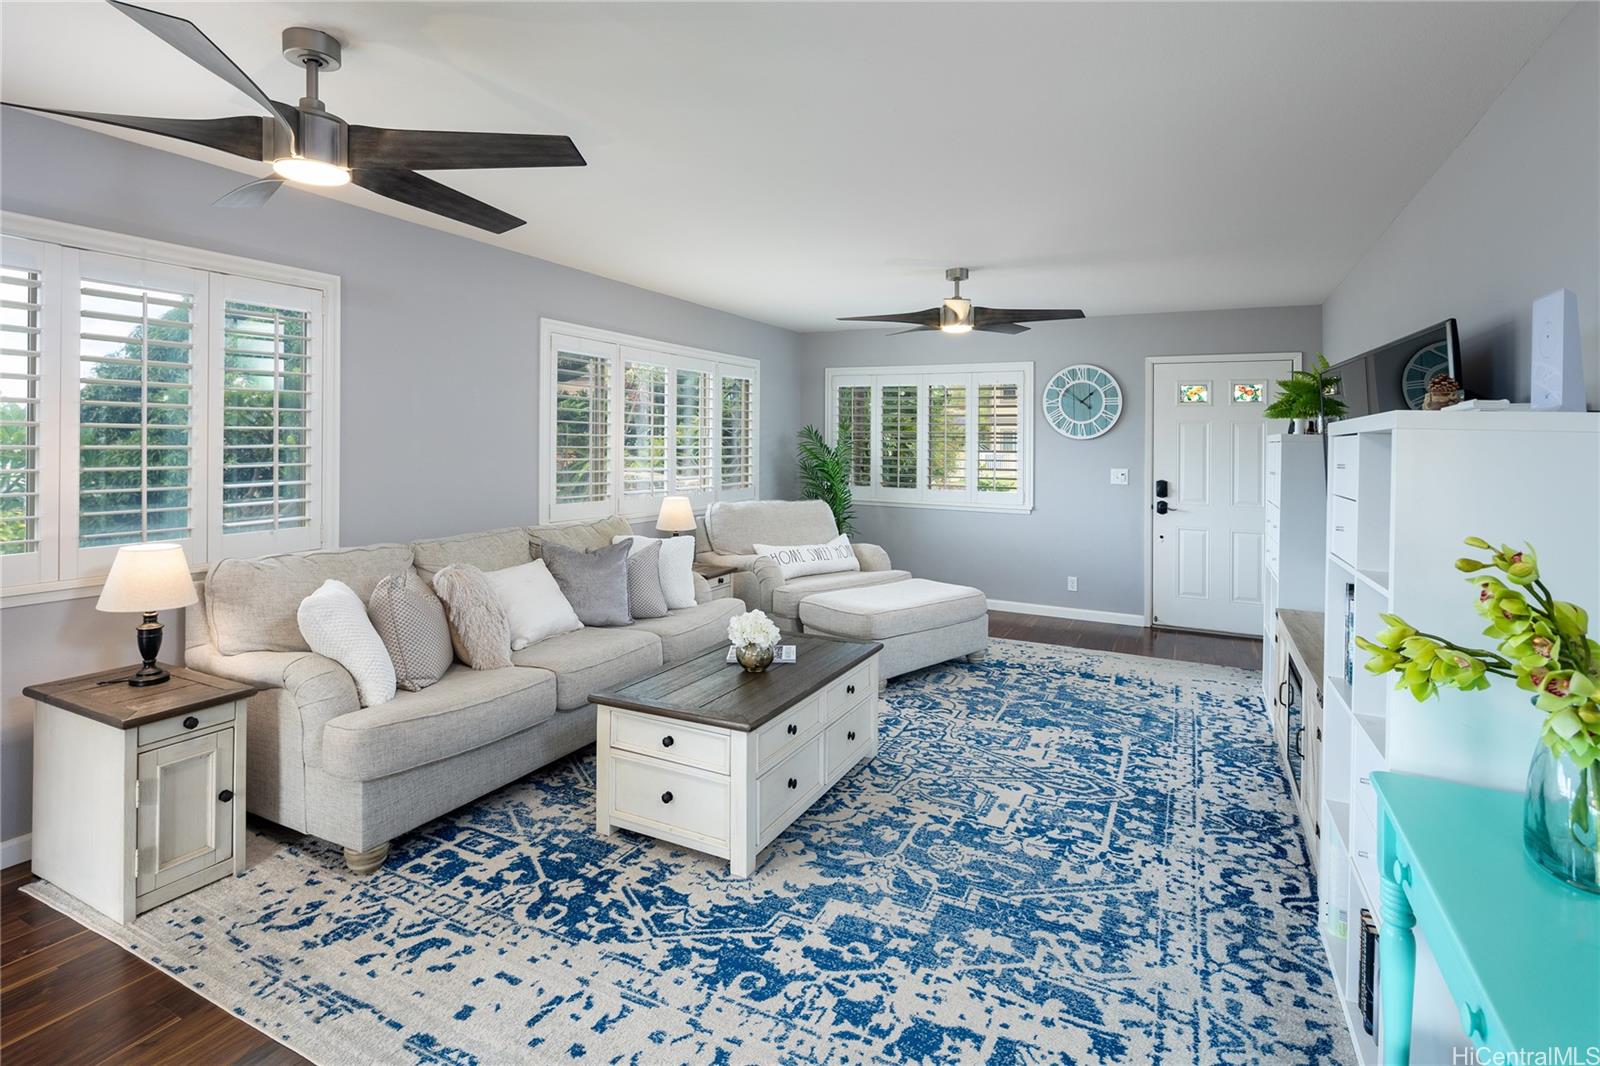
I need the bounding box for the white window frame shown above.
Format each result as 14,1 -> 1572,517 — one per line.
0,235 -> 62,590
0,213 -> 341,607
824,362 -> 1034,514
538,319 -> 759,525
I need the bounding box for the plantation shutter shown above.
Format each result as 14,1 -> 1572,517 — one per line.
718,365 -> 756,501
673,361 -> 714,502
209,274 -> 323,559
877,381 -> 920,500
976,375 -> 1023,500
65,250 -> 206,578
621,351 -> 667,510
835,383 -> 872,488
0,237 -> 58,586
925,381 -> 970,497
549,334 -> 616,522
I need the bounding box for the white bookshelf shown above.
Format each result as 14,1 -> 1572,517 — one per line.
1262,433 -> 1328,699
1316,409 -> 1600,1066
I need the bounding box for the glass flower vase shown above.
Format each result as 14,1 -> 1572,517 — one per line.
1522,740 -> 1600,894
736,643 -> 774,673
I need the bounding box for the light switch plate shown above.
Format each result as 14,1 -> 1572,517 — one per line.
1109,468 -> 1129,485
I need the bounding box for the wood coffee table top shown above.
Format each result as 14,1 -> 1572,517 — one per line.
590,632 -> 880,732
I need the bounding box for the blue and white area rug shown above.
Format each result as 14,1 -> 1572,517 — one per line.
24,639 -> 1349,1064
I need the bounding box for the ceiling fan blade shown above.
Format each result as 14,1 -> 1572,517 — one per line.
973,307 -> 1086,325
352,168 -> 524,234
348,127 -> 585,171
1,102 -> 265,159
838,308 -> 942,327
214,176 -> 284,208
974,322 -> 1030,334
888,326 -> 937,336
106,0 -> 296,147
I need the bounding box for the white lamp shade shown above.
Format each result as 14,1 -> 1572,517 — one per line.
656,495 -> 697,533
95,543 -> 199,614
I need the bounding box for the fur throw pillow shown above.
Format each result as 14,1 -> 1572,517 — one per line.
431,564 -> 514,669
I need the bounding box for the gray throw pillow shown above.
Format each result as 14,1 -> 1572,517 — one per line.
367,570 -> 453,691
543,540 -> 633,627
430,564 -> 514,669
625,540 -> 670,619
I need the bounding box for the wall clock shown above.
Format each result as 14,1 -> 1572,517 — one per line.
1043,364 -> 1122,439
1402,341 -> 1451,410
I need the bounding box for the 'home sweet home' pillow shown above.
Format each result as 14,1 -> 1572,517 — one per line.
752,533 -> 861,581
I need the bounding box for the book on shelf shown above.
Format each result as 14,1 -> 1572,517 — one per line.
1358,909 -> 1379,1036
1343,583 -> 1357,687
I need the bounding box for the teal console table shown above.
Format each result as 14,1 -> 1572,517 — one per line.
1372,772 -> 1600,1065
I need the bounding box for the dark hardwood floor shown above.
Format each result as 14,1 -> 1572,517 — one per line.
0,611 -> 1258,1064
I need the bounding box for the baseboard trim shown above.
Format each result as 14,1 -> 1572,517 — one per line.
1,832 -> 32,870
987,599 -> 1146,628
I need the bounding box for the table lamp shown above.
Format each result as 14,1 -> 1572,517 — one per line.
656,495 -> 696,537
95,543 -> 199,686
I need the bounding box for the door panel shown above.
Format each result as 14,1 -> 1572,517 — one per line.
1151,357 -> 1293,633
136,729 -> 234,895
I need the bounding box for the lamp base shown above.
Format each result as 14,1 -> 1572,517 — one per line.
130,612 -> 170,687
128,662 -> 171,687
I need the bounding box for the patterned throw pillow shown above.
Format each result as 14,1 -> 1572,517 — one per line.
296,579 -> 397,707
542,541 -> 633,627
367,570 -> 453,691
430,564 -> 514,669
625,540 -> 669,619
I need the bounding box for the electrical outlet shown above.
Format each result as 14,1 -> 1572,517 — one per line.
1067,576 -> 1079,592
1109,468 -> 1129,485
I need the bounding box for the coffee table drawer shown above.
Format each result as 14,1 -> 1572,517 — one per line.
610,710 -> 729,774
825,699 -> 874,777
758,736 -> 824,837
825,662 -> 871,721
755,694 -> 821,772
610,754 -> 728,845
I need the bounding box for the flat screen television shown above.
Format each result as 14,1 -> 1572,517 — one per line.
1325,319 -> 1462,418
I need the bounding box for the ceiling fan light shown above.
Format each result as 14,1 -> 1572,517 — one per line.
940,297 -> 973,334
271,156 -> 351,187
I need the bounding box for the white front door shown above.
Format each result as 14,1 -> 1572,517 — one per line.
1150,357 -> 1293,634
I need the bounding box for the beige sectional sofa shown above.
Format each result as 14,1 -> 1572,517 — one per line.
185,515 -> 742,873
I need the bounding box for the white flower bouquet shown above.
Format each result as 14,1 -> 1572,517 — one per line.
728,609 -> 781,651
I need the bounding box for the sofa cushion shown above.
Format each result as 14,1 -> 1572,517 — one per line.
511,627 -> 662,709
411,527 -> 531,580
527,515 -> 633,558
799,577 -> 988,641
206,544 -> 416,655
704,500 -> 838,556
320,664 -> 557,782
630,599 -> 745,663
771,569 -> 912,618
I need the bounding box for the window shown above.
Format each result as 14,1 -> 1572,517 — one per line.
1,221 -> 338,602
1232,382 -> 1264,404
824,363 -> 1033,513
1178,382 -> 1210,404
540,321 -> 758,524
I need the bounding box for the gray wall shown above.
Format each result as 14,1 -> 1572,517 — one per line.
795,305 -> 1323,616
0,111 -> 803,845
1322,2 -> 1600,409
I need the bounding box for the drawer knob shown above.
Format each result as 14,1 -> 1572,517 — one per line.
1460,1002 -> 1486,1041
218,789 -> 234,803
661,735 -> 675,748
846,684 -> 855,695
787,777 -> 798,790
661,791 -> 674,804
847,730 -> 856,741
786,723 -> 797,735
182,715 -> 199,730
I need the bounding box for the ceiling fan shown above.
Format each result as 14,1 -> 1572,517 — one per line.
2,0 -> 585,233
838,268 -> 1086,335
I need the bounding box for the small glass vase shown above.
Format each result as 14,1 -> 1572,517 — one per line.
736,643 -> 774,673
1523,740 -> 1600,894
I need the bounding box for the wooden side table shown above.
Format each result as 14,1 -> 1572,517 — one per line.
693,561 -> 737,601
24,664 -> 255,923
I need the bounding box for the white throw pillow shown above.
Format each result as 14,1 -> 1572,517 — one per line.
614,535 -> 696,610
484,559 -> 584,650
297,579 -> 397,707
753,533 -> 861,580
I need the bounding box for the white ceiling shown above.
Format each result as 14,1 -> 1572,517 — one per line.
0,2 -> 1570,332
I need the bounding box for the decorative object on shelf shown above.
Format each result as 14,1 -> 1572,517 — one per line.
1531,288 -> 1584,412
1042,364 -> 1122,439
1263,354 -> 1347,433
94,542 -> 199,687
655,495 -> 696,537
1401,341 -> 1453,410
727,609 -> 781,673
1356,538 -> 1600,893
795,425 -> 856,535
1421,373 -> 1464,410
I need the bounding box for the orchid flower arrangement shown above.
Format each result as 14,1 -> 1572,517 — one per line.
1355,538 -> 1600,772
728,609 -> 781,651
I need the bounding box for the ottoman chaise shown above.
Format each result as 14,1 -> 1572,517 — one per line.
798,578 -> 988,682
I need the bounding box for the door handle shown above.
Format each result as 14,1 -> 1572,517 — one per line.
1154,479 -> 1168,498
1155,500 -> 1169,515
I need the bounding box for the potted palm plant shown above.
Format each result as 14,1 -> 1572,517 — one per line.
1263,354 -> 1348,433
795,424 -> 856,536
